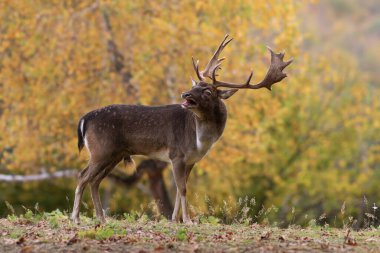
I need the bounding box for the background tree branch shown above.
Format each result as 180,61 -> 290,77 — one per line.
0,159 -> 173,218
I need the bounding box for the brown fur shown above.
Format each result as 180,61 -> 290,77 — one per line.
71,83 -> 237,224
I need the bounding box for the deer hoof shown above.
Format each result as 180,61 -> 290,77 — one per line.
184,219 -> 194,225
72,217 -> 80,225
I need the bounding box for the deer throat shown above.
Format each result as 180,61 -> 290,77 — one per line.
195,121 -> 219,154
196,131 -> 213,152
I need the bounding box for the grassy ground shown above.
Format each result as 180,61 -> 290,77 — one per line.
1,211 -> 380,252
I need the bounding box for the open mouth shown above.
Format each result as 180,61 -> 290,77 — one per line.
181,98 -> 197,108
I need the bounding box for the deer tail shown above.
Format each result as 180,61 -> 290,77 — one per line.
77,118 -> 86,153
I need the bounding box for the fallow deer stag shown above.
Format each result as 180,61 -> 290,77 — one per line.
71,35 -> 292,224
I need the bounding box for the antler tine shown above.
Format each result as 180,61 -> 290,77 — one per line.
192,34 -> 233,81
211,62 -> 228,84
202,34 -> 233,79
191,57 -> 203,81
245,71 -> 253,85
212,46 -> 293,90
211,65 -> 218,84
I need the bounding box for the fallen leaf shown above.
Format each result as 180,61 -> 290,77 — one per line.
318,240 -> 329,249
344,229 -> 357,246
16,236 -> 25,245
346,237 -> 357,246
3,238 -> 16,245
260,231 -> 271,240
19,246 -> 33,253
190,243 -> 200,253
154,245 -> 164,251
67,233 -> 79,245
19,246 -> 34,253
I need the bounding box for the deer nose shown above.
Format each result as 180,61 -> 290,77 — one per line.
181,92 -> 191,99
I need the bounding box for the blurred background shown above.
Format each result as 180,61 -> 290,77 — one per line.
1,0 -> 379,227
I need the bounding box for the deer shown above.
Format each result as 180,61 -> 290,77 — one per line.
71,35 -> 292,224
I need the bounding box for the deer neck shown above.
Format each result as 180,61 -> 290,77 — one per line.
193,101 -> 227,152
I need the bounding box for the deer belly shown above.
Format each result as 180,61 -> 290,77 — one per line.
147,149 -> 171,162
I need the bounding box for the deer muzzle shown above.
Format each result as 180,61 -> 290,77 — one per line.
181,92 -> 197,109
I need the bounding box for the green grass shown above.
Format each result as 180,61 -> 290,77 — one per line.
1,210 -> 380,252
78,227 -> 116,240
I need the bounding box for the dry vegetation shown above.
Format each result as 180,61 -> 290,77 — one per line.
1,211 -> 380,253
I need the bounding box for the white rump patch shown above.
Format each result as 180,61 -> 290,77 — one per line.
80,119 -> 85,137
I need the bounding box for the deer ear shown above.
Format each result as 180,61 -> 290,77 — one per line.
217,89 -> 238,100
191,78 -> 197,87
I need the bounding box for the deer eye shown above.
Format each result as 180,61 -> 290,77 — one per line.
204,89 -> 212,96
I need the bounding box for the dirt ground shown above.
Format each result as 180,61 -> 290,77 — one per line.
1,214 -> 380,253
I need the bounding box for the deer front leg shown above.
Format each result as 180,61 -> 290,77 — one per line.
171,191 -> 181,221
182,164 -> 194,224
171,159 -> 194,224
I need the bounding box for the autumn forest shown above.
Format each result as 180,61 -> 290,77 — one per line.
1,0 -> 380,231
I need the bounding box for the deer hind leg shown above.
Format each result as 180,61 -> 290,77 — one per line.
89,158 -> 122,223
71,165 -> 93,224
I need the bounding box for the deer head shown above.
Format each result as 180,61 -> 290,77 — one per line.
181,81 -> 237,119
181,34 -> 293,116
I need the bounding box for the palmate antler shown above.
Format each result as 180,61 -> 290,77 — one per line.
192,34 -> 293,90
